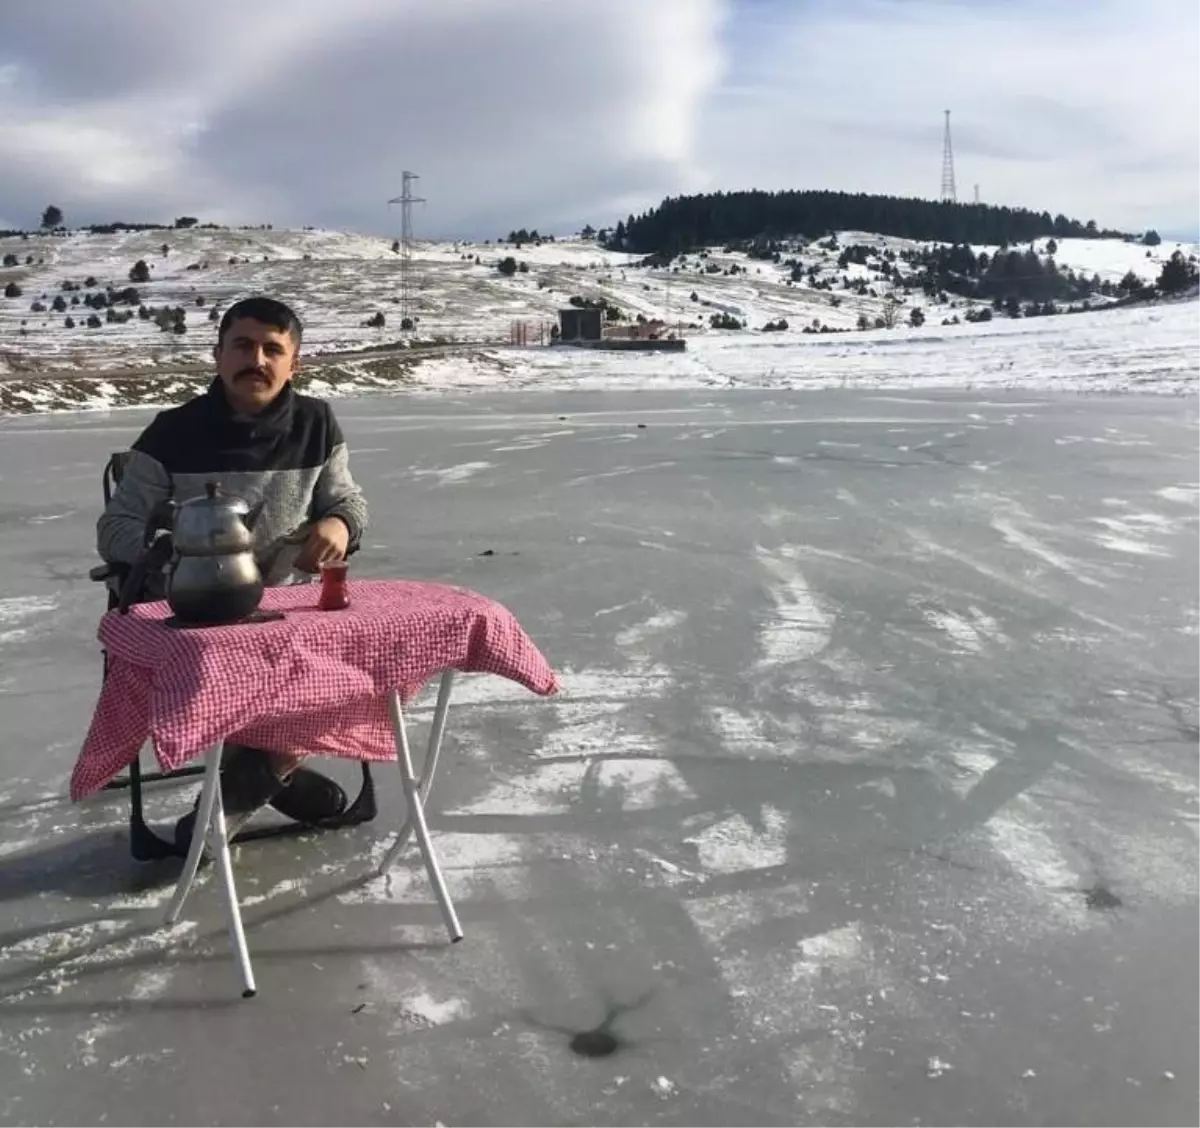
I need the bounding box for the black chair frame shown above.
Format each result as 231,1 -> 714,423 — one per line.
92,452 -> 376,861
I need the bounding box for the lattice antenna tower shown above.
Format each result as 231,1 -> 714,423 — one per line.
941,110 -> 957,204
387,171 -> 426,329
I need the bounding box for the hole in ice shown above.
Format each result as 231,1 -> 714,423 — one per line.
569,1029 -> 620,1058
1084,884 -> 1122,911
521,986 -> 658,1060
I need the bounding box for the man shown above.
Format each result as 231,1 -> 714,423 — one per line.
97,295 -> 370,850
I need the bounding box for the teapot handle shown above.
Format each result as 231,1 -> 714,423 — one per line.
143,498 -> 178,546
118,529 -> 174,614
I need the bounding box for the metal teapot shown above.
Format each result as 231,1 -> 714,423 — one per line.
120,482 -> 266,624
167,482 -> 266,623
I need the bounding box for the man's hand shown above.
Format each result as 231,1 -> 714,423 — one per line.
294,516 -> 350,573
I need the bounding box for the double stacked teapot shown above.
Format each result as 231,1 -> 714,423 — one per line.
120,482 -> 266,624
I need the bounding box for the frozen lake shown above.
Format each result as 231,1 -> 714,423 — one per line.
0,388 -> 1197,1126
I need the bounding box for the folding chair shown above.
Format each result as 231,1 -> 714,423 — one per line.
90,451 -> 378,861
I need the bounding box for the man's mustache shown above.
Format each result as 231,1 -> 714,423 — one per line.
234,368 -> 269,382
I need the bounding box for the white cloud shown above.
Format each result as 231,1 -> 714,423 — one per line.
2,108 -> 183,189
0,0 -> 1193,235
0,0 -> 726,235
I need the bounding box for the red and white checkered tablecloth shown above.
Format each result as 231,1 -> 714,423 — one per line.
70,579 -> 559,800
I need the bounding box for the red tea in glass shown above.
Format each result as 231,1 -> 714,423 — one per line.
318,559 -> 350,610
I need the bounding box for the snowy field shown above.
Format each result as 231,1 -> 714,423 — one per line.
1,226 -> 1196,414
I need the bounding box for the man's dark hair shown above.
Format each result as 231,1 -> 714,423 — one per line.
217,296 -> 303,347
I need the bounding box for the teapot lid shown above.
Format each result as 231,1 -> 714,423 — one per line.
180,481 -> 251,512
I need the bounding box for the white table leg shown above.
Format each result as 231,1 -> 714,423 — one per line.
378,670 -> 455,874
385,679 -> 463,942
163,741 -> 257,998
209,781 -> 257,998
165,743 -> 223,924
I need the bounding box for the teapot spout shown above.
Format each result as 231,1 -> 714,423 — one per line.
244,499 -> 266,531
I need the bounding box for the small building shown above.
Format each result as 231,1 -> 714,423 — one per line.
606,318 -> 669,341
553,306 -> 686,352
557,306 -> 603,342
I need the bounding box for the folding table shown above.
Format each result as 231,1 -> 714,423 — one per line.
71,580 -> 559,997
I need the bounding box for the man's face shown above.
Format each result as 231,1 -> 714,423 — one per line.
214,317 -> 299,413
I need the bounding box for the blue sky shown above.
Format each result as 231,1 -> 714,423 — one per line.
0,0 -> 1195,238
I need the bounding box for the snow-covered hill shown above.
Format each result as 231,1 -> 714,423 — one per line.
0,225 -> 1196,413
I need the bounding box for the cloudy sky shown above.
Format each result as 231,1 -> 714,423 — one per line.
1,0 -> 1196,239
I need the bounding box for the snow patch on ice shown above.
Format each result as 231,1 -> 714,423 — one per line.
709,706 -> 777,757
1157,484 -> 1199,506
240,877 -> 310,907
0,595 -> 58,645
686,806 -> 790,874
410,461 -> 493,485
1089,512 -> 1184,557
399,991 -> 469,1026
341,832 -> 535,904
946,747 -> 1001,792
447,760 -> 587,816
992,517 -> 1103,587
590,758 -> 696,810
755,544 -> 835,667
921,605 -> 1005,653
615,608 -> 687,649
986,805 -> 1083,904
129,968 -> 174,1001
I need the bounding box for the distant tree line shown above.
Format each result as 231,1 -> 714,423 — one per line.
903,244 -> 1100,305
604,190 -> 1128,255
81,220 -> 225,234
901,243 -> 1198,310
502,228 -> 555,246
1,208 -> 258,238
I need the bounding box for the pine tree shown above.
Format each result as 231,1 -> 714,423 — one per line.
1117,269 -> 1142,296
1157,251 -> 1197,295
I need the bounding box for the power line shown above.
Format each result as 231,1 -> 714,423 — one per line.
387,171 -> 425,330
941,110 -> 957,204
